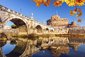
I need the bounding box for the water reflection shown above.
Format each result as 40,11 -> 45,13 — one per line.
32,37 -> 85,57
0,40 -> 27,57
2,41 -> 16,55
68,44 -> 85,57
32,44 -> 85,57
32,50 -> 54,57
1,37 -> 85,57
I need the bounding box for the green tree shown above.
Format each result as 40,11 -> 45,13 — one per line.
11,24 -> 17,29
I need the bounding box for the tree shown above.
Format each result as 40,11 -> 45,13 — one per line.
11,24 -> 17,29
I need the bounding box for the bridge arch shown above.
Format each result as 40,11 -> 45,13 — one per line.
4,18 -> 29,35
35,25 -> 42,29
35,25 -> 42,33
5,18 -> 28,28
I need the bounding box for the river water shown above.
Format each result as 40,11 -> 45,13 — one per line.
0,37 -> 85,57
32,44 -> 85,57
0,40 -> 26,57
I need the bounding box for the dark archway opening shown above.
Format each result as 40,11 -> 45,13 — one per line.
4,18 -> 28,38
35,25 -> 42,33
10,19 -> 26,27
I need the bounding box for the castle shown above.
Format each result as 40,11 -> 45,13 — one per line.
47,15 -> 79,28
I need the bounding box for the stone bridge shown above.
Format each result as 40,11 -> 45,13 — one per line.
0,5 -> 51,35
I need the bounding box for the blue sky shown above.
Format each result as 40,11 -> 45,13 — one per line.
0,0 -> 85,26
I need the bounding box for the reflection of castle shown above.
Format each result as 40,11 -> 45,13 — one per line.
47,15 -> 79,28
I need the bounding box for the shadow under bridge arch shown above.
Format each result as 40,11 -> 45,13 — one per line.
4,18 -> 29,39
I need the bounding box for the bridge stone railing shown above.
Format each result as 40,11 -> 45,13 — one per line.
0,5 -> 29,20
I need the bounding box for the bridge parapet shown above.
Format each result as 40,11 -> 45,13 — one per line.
0,5 -> 29,20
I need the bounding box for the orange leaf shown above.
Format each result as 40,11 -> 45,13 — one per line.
54,0 -> 62,7
33,0 -> 43,7
43,0 -> 51,6
36,3 -> 41,7
78,18 -> 81,22
77,8 -> 82,17
70,10 -> 75,16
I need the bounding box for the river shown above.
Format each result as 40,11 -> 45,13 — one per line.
0,37 -> 85,57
